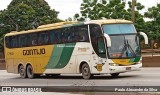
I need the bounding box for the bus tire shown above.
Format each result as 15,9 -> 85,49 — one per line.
111,73 -> 119,77
19,65 -> 27,78
81,63 -> 92,79
26,65 -> 35,79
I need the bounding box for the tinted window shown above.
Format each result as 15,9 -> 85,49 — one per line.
5,37 -> 11,48
11,36 -> 18,48
103,24 -> 136,35
5,25 -> 89,48
97,37 -> 106,58
38,32 -> 50,45
19,35 -> 27,47
90,24 -> 103,55
75,25 -> 89,42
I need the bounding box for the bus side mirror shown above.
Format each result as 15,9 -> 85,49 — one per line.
104,33 -> 111,47
139,32 -> 148,44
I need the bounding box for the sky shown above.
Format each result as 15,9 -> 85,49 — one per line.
0,0 -> 160,20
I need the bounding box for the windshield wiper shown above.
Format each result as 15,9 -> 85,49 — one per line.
119,39 -> 136,58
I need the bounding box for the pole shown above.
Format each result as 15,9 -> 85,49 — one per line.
16,24 -> 19,32
131,0 -> 135,23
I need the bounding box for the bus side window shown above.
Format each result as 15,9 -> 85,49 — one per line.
54,32 -> 58,44
62,28 -> 69,43
44,32 -> 50,44
11,36 -> 18,48
75,25 -> 89,42
37,32 -> 49,45
31,34 -> 37,46
70,27 -> 75,42
55,29 -> 62,44
38,33 -> 44,45
23,36 -> 28,47
49,31 -> 55,44
5,37 -> 11,48
79,26 -> 89,42
19,35 -> 27,47
67,29 -> 72,43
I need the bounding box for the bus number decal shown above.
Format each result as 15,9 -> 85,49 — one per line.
23,48 -> 45,56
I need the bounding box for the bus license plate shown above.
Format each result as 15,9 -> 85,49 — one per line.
126,67 -> 131,70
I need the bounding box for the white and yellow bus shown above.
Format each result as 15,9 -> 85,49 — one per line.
4,19 -> 148,79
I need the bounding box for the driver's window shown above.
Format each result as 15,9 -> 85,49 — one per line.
97,37 -> 106,58
89,24 -> 103,55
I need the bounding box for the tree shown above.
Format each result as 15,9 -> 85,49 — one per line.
0,0 -> 62,51
74,0 -> 145,32
127,1 -> 145,32
74,0 -> 128,21
2,0 -> 61,31
144,4 -> 160,40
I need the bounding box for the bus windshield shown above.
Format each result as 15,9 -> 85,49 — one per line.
102,24 -> 136,34
102,24 -> 140,58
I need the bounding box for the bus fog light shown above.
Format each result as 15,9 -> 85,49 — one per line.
109,69 -> 115,71
109,63 -> 119,66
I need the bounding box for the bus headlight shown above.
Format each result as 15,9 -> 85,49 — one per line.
109,63 -> 119,66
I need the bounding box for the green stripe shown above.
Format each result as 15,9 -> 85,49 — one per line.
46,44 -> 64,68
129,56 -> 141,63
46,43 -> 76,69
133,56 -> 141,62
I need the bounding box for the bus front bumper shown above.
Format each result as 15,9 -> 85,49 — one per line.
109,63 -> 142,74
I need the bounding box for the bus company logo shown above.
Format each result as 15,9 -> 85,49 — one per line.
1,87 -> 42,93
2,87 -> 11,92
23,48 -> 46,56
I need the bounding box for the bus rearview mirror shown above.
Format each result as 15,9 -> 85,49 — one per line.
139,32 -> 148,44
104,33 -> 111,47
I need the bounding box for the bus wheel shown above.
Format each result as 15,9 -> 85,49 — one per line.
26,65 -> 34,79
19,65 -> 27,78
111,73 -> 119,78
82,63 -> 92,79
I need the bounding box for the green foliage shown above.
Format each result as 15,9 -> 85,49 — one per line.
144,4 -> 160,40
74,0 -> 145,32
74,0 -> 144,21
0,0 -> 62,49
75,0 -> 126,20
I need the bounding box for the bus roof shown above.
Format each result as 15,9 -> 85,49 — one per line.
85,19 -> 132,24
5,19 -> 133,37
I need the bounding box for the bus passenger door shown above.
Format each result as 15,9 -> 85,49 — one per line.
96,37 -> 107,73
97,37 -> 106,58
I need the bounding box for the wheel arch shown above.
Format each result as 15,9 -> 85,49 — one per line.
26,63 -> 32,68
79,61 -> 91,73
18,63 -> 23,73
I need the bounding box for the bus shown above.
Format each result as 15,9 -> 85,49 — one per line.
4,19 -> 148,79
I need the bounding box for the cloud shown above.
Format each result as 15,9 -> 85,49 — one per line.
0,0 -> 12,10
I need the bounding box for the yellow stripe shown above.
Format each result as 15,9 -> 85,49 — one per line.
112,59 -> 133,66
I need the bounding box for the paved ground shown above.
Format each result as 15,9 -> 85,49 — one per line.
1,54 -> 160,70
0,68 -> 160,95
0,68 -> 160,86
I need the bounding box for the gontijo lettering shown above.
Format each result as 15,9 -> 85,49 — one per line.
23,48 -> 45,56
